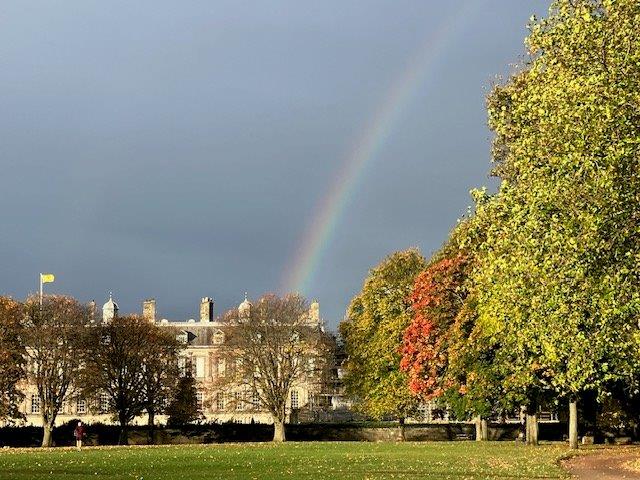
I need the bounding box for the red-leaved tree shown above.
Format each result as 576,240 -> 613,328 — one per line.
400,254 -> 469,401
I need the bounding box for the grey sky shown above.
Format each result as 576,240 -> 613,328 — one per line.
0,1 -> 549,329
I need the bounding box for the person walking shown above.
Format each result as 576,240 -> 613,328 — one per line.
73,421 -> 86,451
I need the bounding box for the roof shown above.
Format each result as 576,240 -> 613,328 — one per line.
157,322 -> 231,347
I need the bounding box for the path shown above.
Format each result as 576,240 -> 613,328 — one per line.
564,451 -> 640,479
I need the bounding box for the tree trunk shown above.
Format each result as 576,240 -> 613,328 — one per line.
41,422 -> 54,447
525,411 -> 538,446
398,417 -> 406,442
569,399 -> 578,450
273,418 -> 286,442
118,427 -> 129,445
481,418 -> 489,441
118,414 -> 129,445
474,416 -> 482,441
147,410 -> 156,445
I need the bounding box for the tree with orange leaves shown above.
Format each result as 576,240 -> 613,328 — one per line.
400,217 -> 503,439
400,254 -> 469,401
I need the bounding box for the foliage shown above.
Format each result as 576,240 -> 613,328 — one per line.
339,249 -> 426,420
474,0 -> 640,410
0,297 -> 25,422
166,370 -> 201,426
22,295 -> 90,446
400,253 -> 470,399
399,218 -> 505,420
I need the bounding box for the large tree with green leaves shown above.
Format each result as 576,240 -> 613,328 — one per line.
473,0 -> 640,448
340,249 -> 426,425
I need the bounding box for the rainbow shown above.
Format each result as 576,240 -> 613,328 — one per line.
281,1 -> 482,295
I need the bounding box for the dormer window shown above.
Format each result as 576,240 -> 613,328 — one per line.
177,331 -> 189,344
213,330 -> 225,345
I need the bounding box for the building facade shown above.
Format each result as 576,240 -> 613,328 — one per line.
16,294 -> 337,427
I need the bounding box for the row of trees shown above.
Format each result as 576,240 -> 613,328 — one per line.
341,0 -> 640,449
0,293 -> 332,445
0,295 -> 188,446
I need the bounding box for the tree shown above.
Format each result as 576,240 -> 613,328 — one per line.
476,0 -> 640,448
339,249 -> 426,426
400,251 -> 496,438
166,369 -> 201,427
217,293 -> 332,442
141,326 -> 181,442
0,297 -> 25,422
401,254 -> 470,400
22,295 -> 90,447
460,193 -> 560,446
399,215 -> 507,441
82,315 -> 169,444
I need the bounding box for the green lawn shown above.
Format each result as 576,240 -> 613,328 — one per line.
0,441 -> 572,479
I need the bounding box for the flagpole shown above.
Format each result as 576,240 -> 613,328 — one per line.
39,273 -> 54,308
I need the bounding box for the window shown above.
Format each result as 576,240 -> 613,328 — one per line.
216,358 -> 225,378
252,391 -> 260,409
290,390 -> 299,410
213,330 -> 225,345
235,392 -> 242,411
76,399 -> 87,415
307,358 -> 316,373
216,392 -> 225,411
100,393 -> 109,413
195,357 -> 205,378
30,394 -> 40,414
196,392 -> 204,410
178,357 -> 188,377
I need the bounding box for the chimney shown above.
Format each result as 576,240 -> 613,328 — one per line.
309,300 -> 320,325
200,297 -> 214,323
88,300 -> 96,322
143,298 -> 156,323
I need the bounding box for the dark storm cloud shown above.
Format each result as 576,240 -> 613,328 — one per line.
0,0 -> 550,328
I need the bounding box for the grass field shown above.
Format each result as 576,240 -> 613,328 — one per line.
0,441 -> 573,479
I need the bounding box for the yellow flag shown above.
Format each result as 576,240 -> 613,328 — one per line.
41,273 -> 55,283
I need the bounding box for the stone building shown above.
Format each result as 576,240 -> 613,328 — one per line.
16,294 -> 336,427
